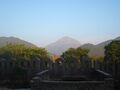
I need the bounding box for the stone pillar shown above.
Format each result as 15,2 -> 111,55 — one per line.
104,78 -> 114,90
31,76 -> 42,90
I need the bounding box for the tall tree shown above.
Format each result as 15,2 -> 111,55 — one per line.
61,47 -> 89,71
105,40 -> 120,61
62,47 -> 89,63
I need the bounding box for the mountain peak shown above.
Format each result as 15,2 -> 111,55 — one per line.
0,36 -> 36,47
57,36 -> 80,44
46,36 -> 81,55
60,36 -> 74,40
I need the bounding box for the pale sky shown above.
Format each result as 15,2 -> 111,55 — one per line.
0,0 -> 120,46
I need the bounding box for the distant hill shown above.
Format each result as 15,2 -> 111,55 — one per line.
46,36 -> 120,57
46,36 -> 81,55
81,36 -> 120,57
115,36 -> 120,40
0,36 -> 36,47
1,36 -> 119,57
80,43 -> 95,49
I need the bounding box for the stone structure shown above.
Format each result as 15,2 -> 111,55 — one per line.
0,58 -> 52,80
31,70 -> 114,90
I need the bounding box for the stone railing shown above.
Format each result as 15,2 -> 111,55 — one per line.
31,70 -> 114,90
31,79 -> 114,90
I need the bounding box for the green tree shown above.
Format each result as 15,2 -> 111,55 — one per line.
105,40 -> 120,61
61,47 -> 89,71
104,40 -> 120,81
0,43 -> 50,61
62,47 -> 89,63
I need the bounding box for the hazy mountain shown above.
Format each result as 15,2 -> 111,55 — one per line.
81,36 -> 120,57
0,36 -> 36,47
80,43 -> 95,49
46,36 -> 81,55
115,36 -> 120,40
1,36 -> 119,57
46,36 -> 120,57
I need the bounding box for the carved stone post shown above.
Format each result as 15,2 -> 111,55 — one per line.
104,78 -> 114,90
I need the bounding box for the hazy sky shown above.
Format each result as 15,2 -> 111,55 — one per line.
0,0 -> 120,46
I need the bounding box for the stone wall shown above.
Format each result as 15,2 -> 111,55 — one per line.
0,59 -> 52,79
31,78 -> 114,90
31,70 -> 114,90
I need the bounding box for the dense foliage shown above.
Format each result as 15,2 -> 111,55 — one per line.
60,48 -> 89,72
0,43 -> 50,60
104,40 -> 120,89
105,40 -> 120,61
62,47 -> 89,63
